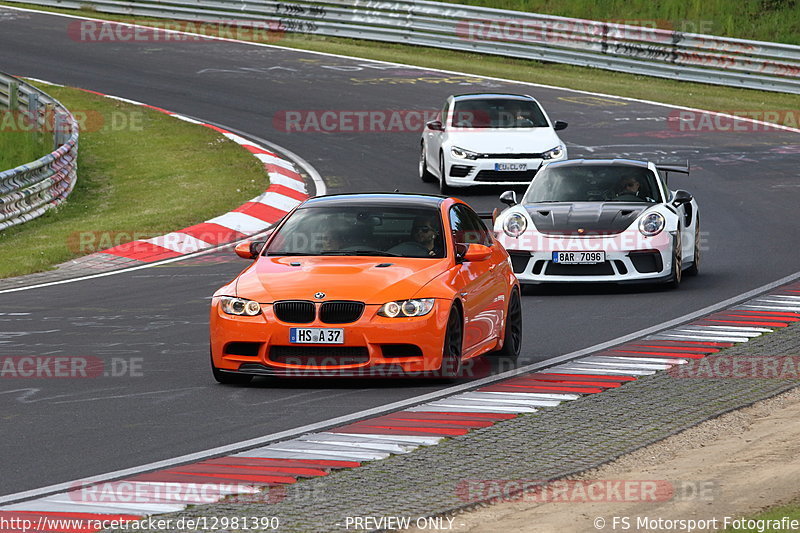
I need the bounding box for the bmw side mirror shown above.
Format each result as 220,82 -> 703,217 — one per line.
426,120 -> 444,131
462,244 -> 492,262
500,190 -> 518,206
235,240 -> 264,259
554,120 -> 568,131
672,190 -> 692,207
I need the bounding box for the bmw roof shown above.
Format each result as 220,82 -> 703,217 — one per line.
302,192 -> 447,208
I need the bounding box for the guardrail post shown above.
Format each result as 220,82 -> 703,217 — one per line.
7,81 -> 18,110
26,91 -> 42,144
27,92 -> 40,116
54,112 -> 68,150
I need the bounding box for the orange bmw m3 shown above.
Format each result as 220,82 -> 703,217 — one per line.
209,193 -> 521,383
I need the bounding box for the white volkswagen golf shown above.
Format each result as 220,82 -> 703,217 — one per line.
420,93 -> 568,192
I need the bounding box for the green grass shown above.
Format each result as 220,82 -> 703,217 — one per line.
0,83 -> 267,278
0,127 -> 53,170
725,501 -> 800,532
2,2 -> 798,129
446,0 -> 800,45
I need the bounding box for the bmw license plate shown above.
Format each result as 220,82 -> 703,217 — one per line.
290,328 -> 344,344
552,251 -> 606,264
495,162 -> 527,171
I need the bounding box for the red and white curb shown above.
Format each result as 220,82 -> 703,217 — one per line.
26,79 -> 312,265
2,281 -> 798,530
87,92 -> 309,263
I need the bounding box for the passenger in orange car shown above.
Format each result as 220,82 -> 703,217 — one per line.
318,227 -> 346,253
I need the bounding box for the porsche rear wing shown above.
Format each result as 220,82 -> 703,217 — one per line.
656,161 -> 690,184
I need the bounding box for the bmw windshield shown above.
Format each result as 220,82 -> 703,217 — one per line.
265,205 -> 446,258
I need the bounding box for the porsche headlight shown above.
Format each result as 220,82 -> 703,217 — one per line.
451,146 -> 480,160
638,212 -> 666,237
220,296 -> 262,316
503,213 -> 528,238
542,145 -> 565,160
378,299 -> 435,318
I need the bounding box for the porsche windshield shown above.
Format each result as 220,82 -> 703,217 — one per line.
265,205 -> 446,258
524,165 -> 662,203
451,98 -> 549,129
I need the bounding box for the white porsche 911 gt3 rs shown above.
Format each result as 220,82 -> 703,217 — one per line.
493,159 -> 700,288
420,93 -> 568,193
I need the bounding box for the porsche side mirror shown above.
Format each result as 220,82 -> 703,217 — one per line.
500,190 -> 518,206
554,120 -> 568,131
672,190 -> 693,207
462,244 -> 492,262
235,241 -> 263,259
426,120 -> 444,131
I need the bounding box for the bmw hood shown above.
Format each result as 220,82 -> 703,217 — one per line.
235,256 -> 448,304
448,129 -> 562,154
526,203 -> 650,235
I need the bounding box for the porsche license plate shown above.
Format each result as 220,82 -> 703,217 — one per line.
495,162 -> 527,171
552,251 -> 606,264
290,328 -> 344,344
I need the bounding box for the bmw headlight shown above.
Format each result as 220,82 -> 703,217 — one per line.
638,212 -> 666,236
503,213 -> 528,238
542,145 -> 565,160
451,146 -> 480,160
378,299 -> 435,318
220,296 -> 262,316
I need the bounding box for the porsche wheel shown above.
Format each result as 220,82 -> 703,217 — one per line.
490,289 -> 522,361
420,143 -> 435,183
437,307 -> 463,379
667,233 -> 682,289
211,350 -> 253,385
685,217 -> 700,277
439,153 -> 451,194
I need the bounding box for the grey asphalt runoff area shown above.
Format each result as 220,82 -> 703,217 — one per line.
102,318 -> 800,533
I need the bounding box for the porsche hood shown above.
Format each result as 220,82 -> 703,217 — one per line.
525,203 -> 650,235
234,256 -> 448,303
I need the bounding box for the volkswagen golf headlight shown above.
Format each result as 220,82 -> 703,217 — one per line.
378,299 -> 435,318
451,146 -> 480,160
638,212 -> 666,236
220,296 -> 262,316
503,213 -> 528,237
542,145 -> 565,160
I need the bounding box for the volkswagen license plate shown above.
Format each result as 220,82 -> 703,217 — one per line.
495,163 -> 527,171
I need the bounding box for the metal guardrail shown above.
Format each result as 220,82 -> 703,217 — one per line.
0,73 -> 79,231
6,0 -> 800,94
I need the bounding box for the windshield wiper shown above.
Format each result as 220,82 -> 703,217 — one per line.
319,250 -> 401,257
264,252 -> 320,256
